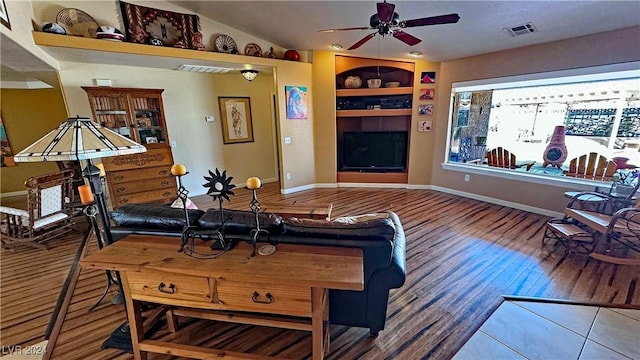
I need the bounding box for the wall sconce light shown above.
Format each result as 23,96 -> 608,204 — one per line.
241,70 -> 258,82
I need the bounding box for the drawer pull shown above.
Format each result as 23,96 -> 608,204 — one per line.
117,187 -> 126,193
252,291 -> 273,304
159,170 -> 168,175
161,181 -> 169,186
158,282 -> 176,294
114,175 -> 124,181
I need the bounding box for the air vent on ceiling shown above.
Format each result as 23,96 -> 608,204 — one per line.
504,22 -> 537,37
177,65 -> 234,73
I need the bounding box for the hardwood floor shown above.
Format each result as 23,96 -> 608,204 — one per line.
1,183 -> 638,359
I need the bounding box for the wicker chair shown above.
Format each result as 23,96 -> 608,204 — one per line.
0,169 -> 75,250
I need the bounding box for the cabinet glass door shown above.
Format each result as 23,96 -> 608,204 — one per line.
132,96 -> 166,145
89,96 -> 132,139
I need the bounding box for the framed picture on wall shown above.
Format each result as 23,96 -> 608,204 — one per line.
419,104 -> 434,116
420,71 -> 436,84
419,88 -> 435,100
285,85 -> 308,119
0,0 -> 10,29
418,120 -> 432,132
218,97 -> 254,144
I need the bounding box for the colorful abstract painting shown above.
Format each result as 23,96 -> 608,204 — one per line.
285,86 -> 308,119
1,115 -> 15,166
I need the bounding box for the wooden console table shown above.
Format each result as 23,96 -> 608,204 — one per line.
80,235 -> 363,359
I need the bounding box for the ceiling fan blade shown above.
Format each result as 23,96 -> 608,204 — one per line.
392,30 -> 421,46
401,13 -> 460,28
348,32 -> 377,50
318,26 -> 372,33
377,1 -> 396,23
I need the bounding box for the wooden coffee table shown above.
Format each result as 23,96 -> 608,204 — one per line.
262,202 -> 333,220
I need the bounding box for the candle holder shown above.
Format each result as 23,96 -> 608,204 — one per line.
179,168 -> 236,258
246,177 -> 272,257
175,171 -> 192,252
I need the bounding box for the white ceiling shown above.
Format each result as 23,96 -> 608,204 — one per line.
171,0 -> 640,62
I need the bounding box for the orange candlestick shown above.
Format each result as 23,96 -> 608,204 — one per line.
78,184 -> 94,205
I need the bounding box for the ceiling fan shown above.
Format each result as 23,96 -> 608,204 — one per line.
318,1 -> 460,50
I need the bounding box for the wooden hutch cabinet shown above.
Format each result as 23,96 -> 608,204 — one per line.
82,87 -> 177,208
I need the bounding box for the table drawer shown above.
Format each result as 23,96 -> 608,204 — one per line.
127,270 -> 212,306
216,280 -> 311,317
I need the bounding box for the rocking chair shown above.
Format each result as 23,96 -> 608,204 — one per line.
0,169 -> 76,250
542,181 -> 640,265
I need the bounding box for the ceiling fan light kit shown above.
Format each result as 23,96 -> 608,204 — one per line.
319,1 -> 460,51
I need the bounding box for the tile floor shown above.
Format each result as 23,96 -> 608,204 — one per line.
453,300 -> 640,360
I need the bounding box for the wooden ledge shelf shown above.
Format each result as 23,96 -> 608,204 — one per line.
337,171 -> 408,184
32,31 -> 292,69
336,87 -> 413,97
336,109 -> 412,117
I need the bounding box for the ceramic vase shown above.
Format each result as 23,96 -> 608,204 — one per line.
345,76 -> 362,89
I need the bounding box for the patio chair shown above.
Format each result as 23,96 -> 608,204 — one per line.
485,147 -> 535,171
0,169 -> 76,250
563,152 -> 617,181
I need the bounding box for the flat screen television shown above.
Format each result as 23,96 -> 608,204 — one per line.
342,131 -> 408,172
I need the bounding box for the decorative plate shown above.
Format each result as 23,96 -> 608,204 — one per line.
56,8 -> 99,38
244,43 -> 262,57
215,34 -> 239,54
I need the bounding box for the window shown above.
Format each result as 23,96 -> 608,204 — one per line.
446,63 -> 640,184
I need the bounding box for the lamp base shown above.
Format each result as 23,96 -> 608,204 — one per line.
101,322 -> 132,353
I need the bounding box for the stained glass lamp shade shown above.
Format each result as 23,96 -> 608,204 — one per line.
14,116 -> 146,162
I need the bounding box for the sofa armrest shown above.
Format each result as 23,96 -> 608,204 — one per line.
383,211 -> 407,288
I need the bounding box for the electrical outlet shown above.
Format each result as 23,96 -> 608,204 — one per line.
464,174 -> 470,182
284,136 -> 292,144
286,172 -> 291,180
170,141 -> 177,148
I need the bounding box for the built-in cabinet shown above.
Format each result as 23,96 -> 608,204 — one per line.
335,56 -> 414,183
83,87 -> 177,208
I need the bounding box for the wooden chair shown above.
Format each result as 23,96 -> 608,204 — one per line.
485,147 -> 535,171
563,152 -> 617,181
0,170 -> 76,250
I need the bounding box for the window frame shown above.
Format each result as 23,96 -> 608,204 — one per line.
443,61 -> 640,189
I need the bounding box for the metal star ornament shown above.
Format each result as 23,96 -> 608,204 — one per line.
203,168 -> 236,202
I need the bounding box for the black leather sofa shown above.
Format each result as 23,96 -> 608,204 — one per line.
110,204 -> 407,336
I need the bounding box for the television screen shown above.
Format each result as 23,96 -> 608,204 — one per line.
342,131 -> 408,171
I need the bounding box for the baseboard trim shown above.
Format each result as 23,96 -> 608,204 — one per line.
430,185 -> 563,218
280,183 -> 316,194
280,182 -> 562,218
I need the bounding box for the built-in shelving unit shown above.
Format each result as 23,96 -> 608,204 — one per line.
335,55 -> 415,184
